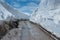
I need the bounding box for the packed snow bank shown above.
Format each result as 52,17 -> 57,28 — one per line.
30,0 -> 60,38
0,4 -> 15,20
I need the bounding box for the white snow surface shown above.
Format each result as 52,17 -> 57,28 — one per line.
0,4 -> 15,20
0,0 -> 30,20
30,0 -> 60,38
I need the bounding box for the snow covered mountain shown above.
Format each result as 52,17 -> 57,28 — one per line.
0,0 -> 30,20
0,0 -> 40,20
30,0 -> 60,38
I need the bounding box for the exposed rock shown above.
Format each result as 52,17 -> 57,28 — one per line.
0,20 -> 19,39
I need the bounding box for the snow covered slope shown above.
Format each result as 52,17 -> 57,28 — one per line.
0,4 -> 15,20
0,0 -> 30,20
30,0 -> 60,39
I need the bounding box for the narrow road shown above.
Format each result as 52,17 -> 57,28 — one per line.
1,20 -> 54,40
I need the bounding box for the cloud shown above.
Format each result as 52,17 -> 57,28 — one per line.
17,0 -> 28,2
17,2 -> 38,14
12,2 -> 21,8
17,0 -> 40,2
5,0 -> 40,14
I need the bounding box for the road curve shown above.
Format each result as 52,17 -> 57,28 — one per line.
1,20 -> 54,40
